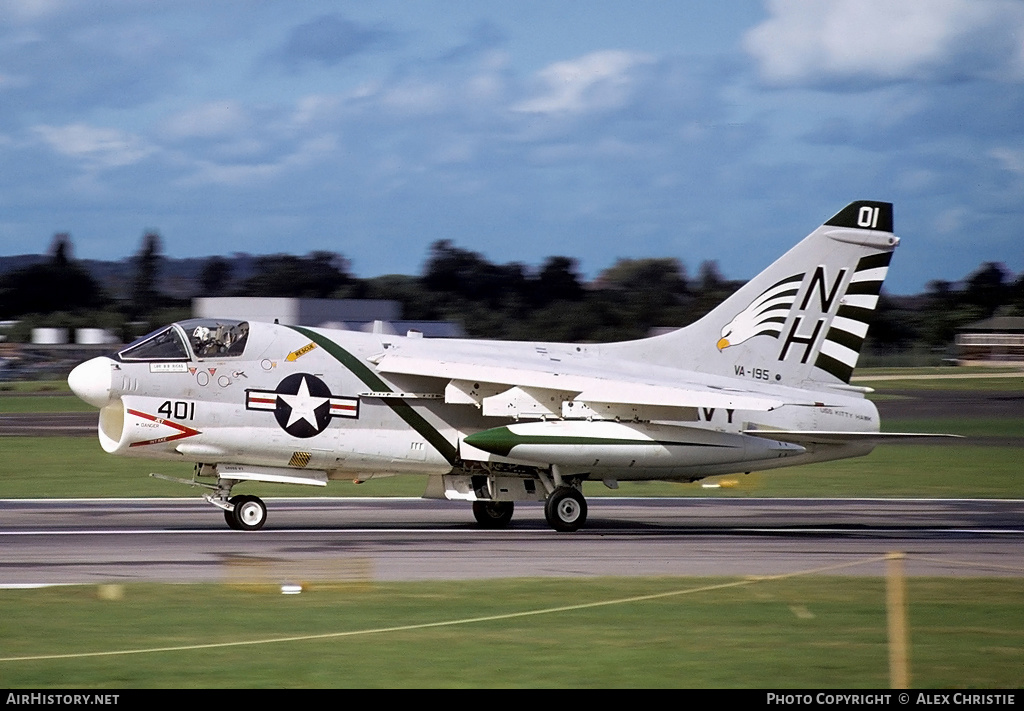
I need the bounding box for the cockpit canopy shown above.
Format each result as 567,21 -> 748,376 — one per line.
118,319 -> 250,361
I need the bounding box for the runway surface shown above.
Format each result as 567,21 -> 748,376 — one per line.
2,497 -> 1021,586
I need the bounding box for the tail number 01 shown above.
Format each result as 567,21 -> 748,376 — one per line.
857,206 -> 880,229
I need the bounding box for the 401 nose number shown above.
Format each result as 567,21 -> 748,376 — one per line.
157,400 -> 195,420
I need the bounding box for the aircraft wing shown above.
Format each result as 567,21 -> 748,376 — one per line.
742,429 -> 964,445
373,352 -> 824,417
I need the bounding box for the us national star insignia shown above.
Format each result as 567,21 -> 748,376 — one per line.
246,373 -> 358,438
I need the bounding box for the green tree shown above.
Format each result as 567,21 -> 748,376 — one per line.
533,256 -> 583,304
597,257 -> 688,296
696,260 -> 725,293
589,257 -> 694,337
1011,272 -> 1024,313
240,251 -> 351,298
0,233 -> 107,318
130,231 -> 163,317
963,262 -> 1010,317
421,240 -> 527,305
199,256 -> 232,296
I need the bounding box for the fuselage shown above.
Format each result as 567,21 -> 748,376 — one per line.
69,318 -> 879,484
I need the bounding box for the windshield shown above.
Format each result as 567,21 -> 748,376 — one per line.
117,319 -> 250,362
118,326 -> 189,361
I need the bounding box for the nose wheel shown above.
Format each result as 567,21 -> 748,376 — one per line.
152,473 -> 270,532
224,495 -> 267,531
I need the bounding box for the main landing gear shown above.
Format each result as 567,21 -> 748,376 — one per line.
544,486 -> 587,532
473,500 -> 515,528
465,474 -> 588,532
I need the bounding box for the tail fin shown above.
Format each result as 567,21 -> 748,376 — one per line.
608,201 -> 898,387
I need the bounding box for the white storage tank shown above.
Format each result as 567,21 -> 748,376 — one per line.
31,328 -> 69,345
75,328 -> 117,345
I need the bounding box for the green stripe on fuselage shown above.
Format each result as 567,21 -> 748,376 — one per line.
287,325 -> 458,465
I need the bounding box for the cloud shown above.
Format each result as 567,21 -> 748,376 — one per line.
990,147 -> 1024,175
161,101 -> 251,140
177,134 -> 338,187
32,123 -> 155,169
934,205 -> 968,235
745,0 -> 1024,87
0,4 -> 204,119
437,19 -> 507,63
275,13 -> 397,69
514,50 -> 655,115
0,0 -> 65,23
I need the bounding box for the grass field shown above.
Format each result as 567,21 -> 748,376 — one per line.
0,577 -> 1021,688
0,380 -> 72,394
0,394 -> 96,413
854,366 -> 1024,377
0,436 -> 1020,499
862,376 -> 1024,391
854,366 -> 1024,391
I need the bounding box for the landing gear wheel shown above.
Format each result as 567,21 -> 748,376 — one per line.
231,495 -> 267,532
224,496 -> 242,530
544,486 -> 587,532
473,501 -> 515,528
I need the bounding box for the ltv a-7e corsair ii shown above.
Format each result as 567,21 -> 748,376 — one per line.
68,201 -> 939,532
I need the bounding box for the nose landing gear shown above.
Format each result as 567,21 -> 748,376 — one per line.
150,471 -> 269,531
224,495 -> 267,531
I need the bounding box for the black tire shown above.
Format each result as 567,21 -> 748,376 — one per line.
232,495 -> 267,532
472,500 -> 515,528
224,496 -> 241,530
544,486 -> 587,532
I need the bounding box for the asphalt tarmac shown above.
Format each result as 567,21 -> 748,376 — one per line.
1,498 -> 1021,585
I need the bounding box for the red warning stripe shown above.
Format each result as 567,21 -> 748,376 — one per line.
126,409 -> 202,447
329,397 -> 359,417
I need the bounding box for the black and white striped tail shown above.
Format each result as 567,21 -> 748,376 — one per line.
814,251 -> 893,383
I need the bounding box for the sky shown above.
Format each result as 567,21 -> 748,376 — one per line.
1,0 -> 1022,294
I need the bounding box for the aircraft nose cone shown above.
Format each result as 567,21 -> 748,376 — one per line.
68,356 -> 115,408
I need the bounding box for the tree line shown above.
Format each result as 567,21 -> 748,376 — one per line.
1,232 -> 1022,357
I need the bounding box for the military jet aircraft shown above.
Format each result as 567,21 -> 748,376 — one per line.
68,200 -> 940,532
